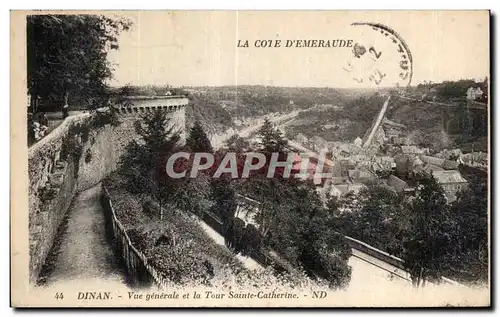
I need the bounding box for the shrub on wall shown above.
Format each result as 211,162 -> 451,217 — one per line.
59,132 -> 84,178
38,186 -> 58,203
84,149 -> 92,163
90,110 -> 121,129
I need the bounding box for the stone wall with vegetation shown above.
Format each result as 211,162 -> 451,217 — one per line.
28,106 -> 188,284
29,158 -> 77,284
28,113 -> 99,283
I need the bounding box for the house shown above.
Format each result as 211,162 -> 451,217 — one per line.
386,128 -> 403,141
350,154 -> 370,163
339,160 -> 355,177
412,156 -> 424,167
331,163 -> 342,177
295,133 -> 309,144
401,146 -> 424,155
374,156 -> 396,171
420,155 -> 459,170
333,183 -> 366,197
387,175 -> 409,193
354,137 -> 363,147
331,142 -> 364,157
466,86 -> 484,101
420,155 -> 445,167
442,149 -> 463,160
348,169 -> 376,183
323,177 -> 354,199
309,136 -> 329,152
431,170 -> 468,197
393,137 -> 411,146
426,164 -> 444,172
458,152 -> 488,170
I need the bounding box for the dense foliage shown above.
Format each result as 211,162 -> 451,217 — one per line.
448,168 -> 488,282
27,14 -> 131,111
332,172 -> 488,285
108,111 -> 335,288
401,173 -> 454,286
217,121 -> 354,289
417,78 -> 488,102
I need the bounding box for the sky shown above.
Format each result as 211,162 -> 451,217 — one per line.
106,11 -> 489,88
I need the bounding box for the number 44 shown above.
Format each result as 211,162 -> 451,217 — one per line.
55,292 -> 64,300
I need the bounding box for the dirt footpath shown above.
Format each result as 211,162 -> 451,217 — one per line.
44,184 -> 127,286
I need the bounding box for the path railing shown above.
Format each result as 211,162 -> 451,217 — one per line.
100,184 -> 170,289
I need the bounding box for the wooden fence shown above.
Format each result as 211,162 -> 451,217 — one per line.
100,184 -> 170,289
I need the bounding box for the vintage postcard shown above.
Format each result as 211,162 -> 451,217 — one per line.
11,10 -> 491,307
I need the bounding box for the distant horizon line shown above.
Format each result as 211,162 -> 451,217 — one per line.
107,77 -> 488,90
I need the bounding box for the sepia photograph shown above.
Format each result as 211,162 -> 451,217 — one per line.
10,10 -> 490,307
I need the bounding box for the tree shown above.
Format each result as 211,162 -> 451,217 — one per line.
241,224 -> 262,256
244,176 -> 352,288
448,179 -> 488,282
401,172 -> 455,287
257,118 -> 288,154
300,243 -> 352,289
245,177 -> 287,238
119,109 -> 181,217
296,194 -> 352,289
210,178 -> 237,225
224,134 -> 251,153
186,121 -> 213,153
135,109 -> 182,154
27,14 -> 132,111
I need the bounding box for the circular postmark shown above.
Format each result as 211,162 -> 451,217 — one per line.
343,22 -> 413,90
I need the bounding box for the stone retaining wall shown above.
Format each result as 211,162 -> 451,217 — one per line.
28,99 -> 188,284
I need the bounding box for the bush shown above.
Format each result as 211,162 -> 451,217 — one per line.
241,224 -> 262,256
38,186 -> 58,202
90,109 -> 121,128
314,250 -> 352,289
